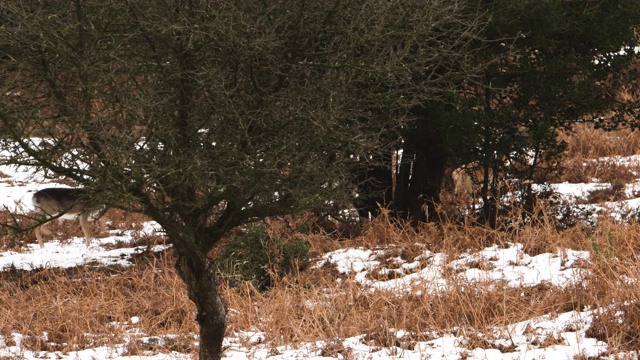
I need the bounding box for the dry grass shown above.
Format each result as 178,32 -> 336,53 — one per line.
0,250 -> 198,355
2,125 -> 640,356
560,123 -> 640,183
219,213 -> 640,354
5,211 -> 640,355
560,123 -> 640,160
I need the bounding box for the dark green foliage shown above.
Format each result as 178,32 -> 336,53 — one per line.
464,0 -> 640,224
366,0 -> 640,227
217,225 -> 309,290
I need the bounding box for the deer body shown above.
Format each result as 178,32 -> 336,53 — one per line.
452,162 -> 497,200
32,187 -> 104,247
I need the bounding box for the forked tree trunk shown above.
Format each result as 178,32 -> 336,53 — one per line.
393,104 -> 449,225
174,248 -> 226,360
353,107 -> 454,225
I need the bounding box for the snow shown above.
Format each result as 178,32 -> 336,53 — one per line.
0,222 -> 167,271
0,158 -> 639,359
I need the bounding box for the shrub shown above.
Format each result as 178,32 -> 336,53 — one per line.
217,224 -> 309,290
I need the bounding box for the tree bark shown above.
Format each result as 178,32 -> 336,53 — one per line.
175,248 -> 226,360
394,104 -> 449,225
354,105 -> 451,226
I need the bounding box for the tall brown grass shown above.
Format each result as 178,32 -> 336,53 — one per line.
0,250 -> 198,355
4,211 -> 640,356
2,125 -> 640,356
221,212 -> 640,354
560,123 -> 640,183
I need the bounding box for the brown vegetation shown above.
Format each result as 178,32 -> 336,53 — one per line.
0,250 -> 197,355
2,126 -> 640,357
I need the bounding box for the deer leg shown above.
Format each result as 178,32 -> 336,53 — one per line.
97,217 -> 106,236
92,212 -> 106,236
35,223 -> 53,248
79,213 -> 93,246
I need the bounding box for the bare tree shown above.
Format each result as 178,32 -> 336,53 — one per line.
0,1 -> 485,358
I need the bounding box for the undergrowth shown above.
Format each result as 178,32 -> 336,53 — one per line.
1,125 -> 640,356
4,211 -> 640,355
0,250 -> 198,355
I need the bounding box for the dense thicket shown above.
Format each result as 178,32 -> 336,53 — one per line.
0,1 -> 486,358
358,0 -> 640,226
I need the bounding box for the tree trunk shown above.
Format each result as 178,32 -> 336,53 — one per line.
393,104 -> 449,225
354,104 -> 451,225
175,247 -> 226,360
405,150 -> 447,225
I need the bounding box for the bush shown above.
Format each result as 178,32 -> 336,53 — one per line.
217,224 -> 309,290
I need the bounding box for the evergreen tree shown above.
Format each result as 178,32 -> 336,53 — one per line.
361,0 -> 640,226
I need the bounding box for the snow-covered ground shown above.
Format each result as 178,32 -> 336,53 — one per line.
0,158 -> 638,359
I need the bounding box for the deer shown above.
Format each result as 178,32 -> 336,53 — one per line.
451,161 -> 500,202
31,187 -> 106,247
